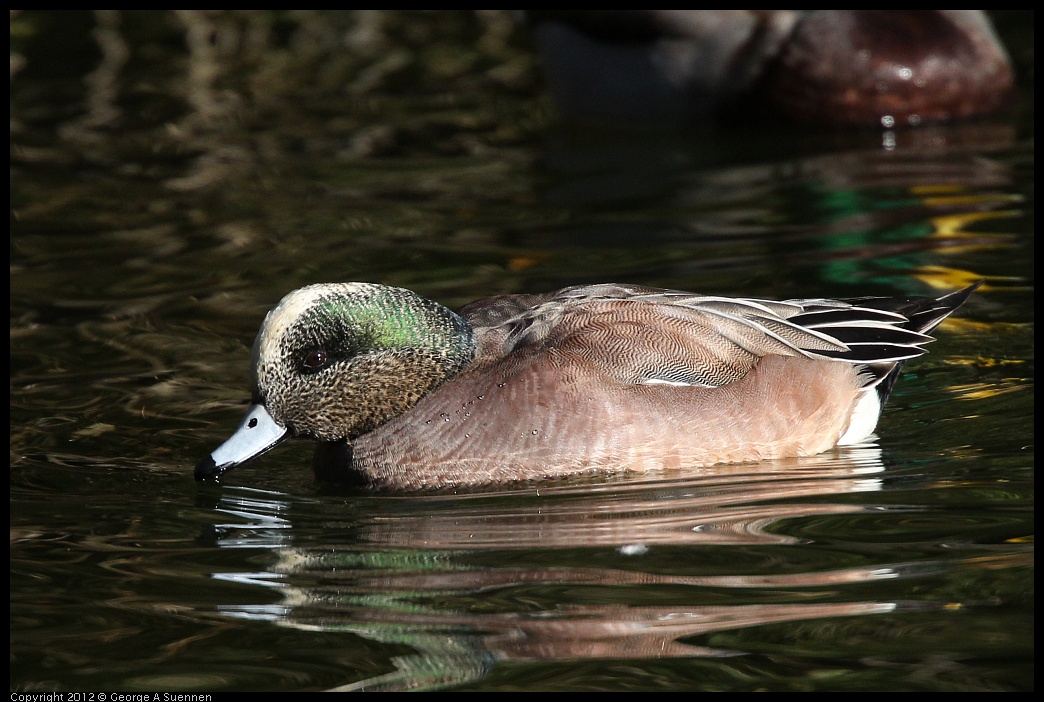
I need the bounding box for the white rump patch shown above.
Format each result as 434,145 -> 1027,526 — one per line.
838,390 -> 882,446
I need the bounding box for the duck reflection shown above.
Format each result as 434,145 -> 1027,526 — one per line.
197,446 -> 955,690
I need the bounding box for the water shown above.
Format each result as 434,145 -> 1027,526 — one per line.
10,11 -> 1033,692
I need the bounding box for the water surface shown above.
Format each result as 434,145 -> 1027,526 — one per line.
11,11 -> 1033,692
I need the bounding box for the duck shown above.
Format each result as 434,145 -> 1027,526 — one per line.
194,282 -> 977,491
527,10 -> 1014,127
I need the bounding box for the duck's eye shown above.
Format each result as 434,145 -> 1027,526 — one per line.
301,348 -> 329,372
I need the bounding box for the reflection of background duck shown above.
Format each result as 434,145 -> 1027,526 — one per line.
528,11 -> 1014,128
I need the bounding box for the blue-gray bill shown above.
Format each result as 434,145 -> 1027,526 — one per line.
194,403 -> 289,481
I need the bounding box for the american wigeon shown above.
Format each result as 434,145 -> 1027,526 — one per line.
195,282 -> 977,490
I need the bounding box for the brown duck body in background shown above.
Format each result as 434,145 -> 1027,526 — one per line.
528,11 -> 1014,128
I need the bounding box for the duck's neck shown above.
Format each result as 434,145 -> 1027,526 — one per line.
389,292 -> 476,380
312,441 -> 366,484
348,289 -> 477,433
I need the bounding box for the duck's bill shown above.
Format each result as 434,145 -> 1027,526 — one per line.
195,403 -> 289,481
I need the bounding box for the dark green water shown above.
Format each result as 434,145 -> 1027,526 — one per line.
11,11 -> 1033,691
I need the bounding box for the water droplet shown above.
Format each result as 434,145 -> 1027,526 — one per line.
897,66 -> 912,80
617,543 -> 649,556
880,115 -> 895,128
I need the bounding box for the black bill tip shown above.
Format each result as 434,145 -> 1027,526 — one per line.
194,455 -> 224,482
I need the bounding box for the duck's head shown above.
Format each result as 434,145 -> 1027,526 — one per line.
195,283 -> 475,481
